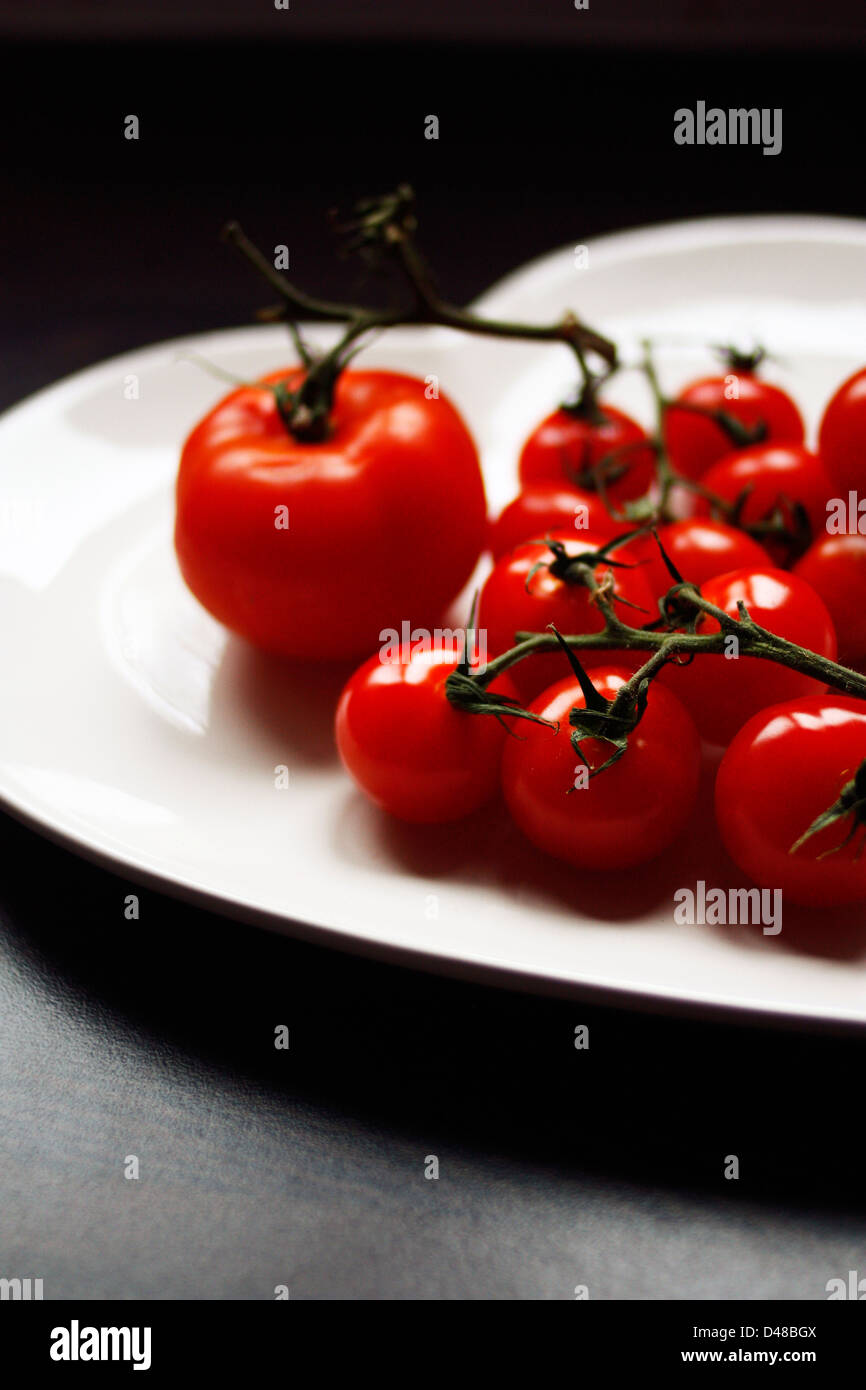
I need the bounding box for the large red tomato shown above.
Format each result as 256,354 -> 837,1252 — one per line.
175,369 -> 487,658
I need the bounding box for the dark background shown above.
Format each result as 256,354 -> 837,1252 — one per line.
2,11 -> 866,1299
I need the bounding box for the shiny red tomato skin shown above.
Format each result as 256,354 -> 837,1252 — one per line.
691,443 -> 831,544
621,520 -> 770,602
665,375 -> 804,481
335,645 -> 519,824
659,568 -> 837,746
716,695 -> 866,907
478,531 -> 655,702
488,486 -> 615,560
502,667 -> 701,871
794,535 -> 866,667
175,368 -> 487,659
518,404 -> 656,504
818,365 -> 866,494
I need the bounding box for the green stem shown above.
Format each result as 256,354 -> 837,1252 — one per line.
222,190 -> 618,442
474,582 -> 866,703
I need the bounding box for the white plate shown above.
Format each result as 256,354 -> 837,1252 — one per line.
4,214 -> 866,1028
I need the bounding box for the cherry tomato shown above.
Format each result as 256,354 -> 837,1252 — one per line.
665,373 -> 804,481
620,520 -> 770,602
176,368 -> 487,659
488,485 -> 614,560
716,695 -> 866,907
335,643 -> 519,823
478,531 -> 655,702
518,403 -> 656,505
691,443 -> 831,559
502,666 -> 701,871
818,365 -> 866,494
794,534 -> 866,667
659,568 -> 837,746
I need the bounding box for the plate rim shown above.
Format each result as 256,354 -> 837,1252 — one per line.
5,790 -> 865,1035
471,210 -> 866,314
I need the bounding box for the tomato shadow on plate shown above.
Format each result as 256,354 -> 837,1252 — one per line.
333,788 -> 682,924
706,899 -> 866,964
207,638 -> 355,767
333,751 -> 866,954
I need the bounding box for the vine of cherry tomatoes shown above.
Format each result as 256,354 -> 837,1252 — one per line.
330,354 -> 866,904
175,284 -> 866,907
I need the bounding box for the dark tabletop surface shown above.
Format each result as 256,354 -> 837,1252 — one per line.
2,30 -> 866,1300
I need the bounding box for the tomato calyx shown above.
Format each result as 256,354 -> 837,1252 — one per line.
668,400 -> 768,451
713,343 -> 768,376
726,488 -> 813,563
177,353 -> 340,445
268,337 -> 372,443
562,440 -> 626,494
790,760 -> 866,860
713,411 -> 768,449
444,597 -> 558,732
444,667 -> 557,733
646,528 -> 703,631
546,627 -> 650,777
569,678 -> 649,777
267,371 -> 334,443
566,436 -> 654,502
654,582 -> 705,641
527,535 -> 649,616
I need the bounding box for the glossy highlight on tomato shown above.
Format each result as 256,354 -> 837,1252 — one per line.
502,667 -> 701,871
176,368 -> 487,659
716,695 -> 866,907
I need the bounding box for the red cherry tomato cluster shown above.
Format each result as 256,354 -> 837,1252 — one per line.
176,341 -> 866,910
